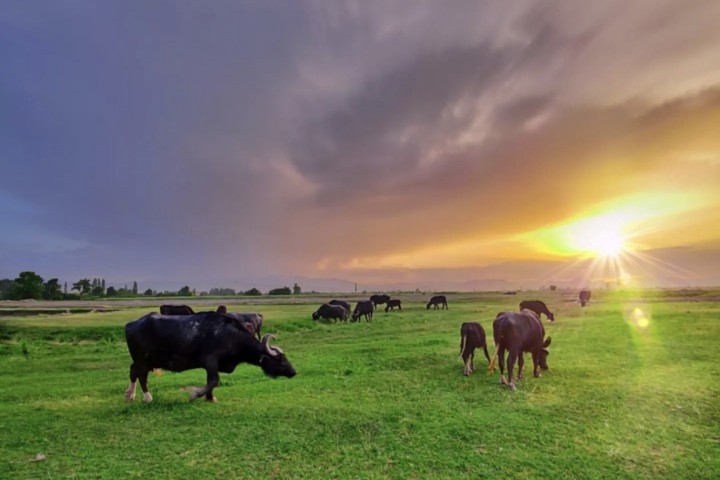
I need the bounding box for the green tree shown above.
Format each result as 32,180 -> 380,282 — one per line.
132,281 -> 138,295
0,279 -> 15,300
12,271 -> 45,300
178,286 -> 191,296
43,278 -> 63,300
143,288 -> 154,296
268,286 -> 291,295
243,287 -> 262,296
106,286 -> 117,297
91,286 -> 104,297
72,279 -> 92,297
293,283 -> 302,295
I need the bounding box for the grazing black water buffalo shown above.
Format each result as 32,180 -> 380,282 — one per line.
228,312 -> 263,340
124,312 -> 295,403
352,300 -> 374,322
312,304 -> 348,323
159,304 -> 194,315
519,300 -> 555,322
370,294 -> 391,310
426,295 -> 448,310
385,299 -> 402,312
579,289 -> 592,307
329,299 -> 351,314
459,322 -> 491,376
488,310 -> 552,390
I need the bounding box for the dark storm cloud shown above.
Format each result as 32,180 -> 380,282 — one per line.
291,44 -> 507,192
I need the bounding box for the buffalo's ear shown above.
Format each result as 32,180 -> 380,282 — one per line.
543,336 -> 552,348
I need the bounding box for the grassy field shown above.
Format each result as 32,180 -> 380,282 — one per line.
0,290 -> 718,479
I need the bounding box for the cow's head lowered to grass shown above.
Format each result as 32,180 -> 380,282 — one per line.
259,334 -> 296,378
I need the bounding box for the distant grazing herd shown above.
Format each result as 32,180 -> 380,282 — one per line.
125,289 -> 592,402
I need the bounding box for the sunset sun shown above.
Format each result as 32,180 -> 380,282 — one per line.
585,227 -> 626,258
568,214 -> 628,259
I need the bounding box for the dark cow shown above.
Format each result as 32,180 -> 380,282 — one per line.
459,322 -> 491,376
426,295 -> 448,310
384,299 -> 402,312
519,300 -> 555,322
328,299 -> 351,314
351,300 -> 374,322
370,294 -> 391,310
579,289 -> 592,307
488,310 -> 552,390
124,312 -> 295,403
159,304 -> 194,315
312,304 -> 348,323
228,312 -> 263,340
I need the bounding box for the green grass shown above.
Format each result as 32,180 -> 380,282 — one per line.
0,291 -> 718,479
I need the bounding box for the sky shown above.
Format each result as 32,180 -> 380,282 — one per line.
2,1 -> 720,291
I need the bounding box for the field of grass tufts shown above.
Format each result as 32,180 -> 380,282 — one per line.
0,290 -> 718,479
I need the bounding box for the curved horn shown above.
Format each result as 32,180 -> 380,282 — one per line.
261,334 -> 278,356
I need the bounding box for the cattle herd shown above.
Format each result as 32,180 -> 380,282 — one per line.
125,290 -> 592,401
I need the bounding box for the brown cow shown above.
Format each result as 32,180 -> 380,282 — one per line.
488,310 -> 552,390
579,289 -> 592,307
459,322 -> 491,376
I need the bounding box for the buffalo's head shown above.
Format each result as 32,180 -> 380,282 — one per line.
311,311 -> 319,321
259,334 -> 296,379
547,311 -> 555,322
538,336 -> 552,370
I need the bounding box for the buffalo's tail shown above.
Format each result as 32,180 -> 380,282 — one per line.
459,333 -> 467,357
483,344 -> 491,364
487,342 -> 500,373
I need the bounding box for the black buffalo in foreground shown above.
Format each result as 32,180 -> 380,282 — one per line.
159,304 -> 194,315
328,299 -> 351,314
352,300 -> 374,322
519,300 -> 555,322
488,310 -> 552,390
579,289 -> 592,307
385,299 -> 402,312
426,295 -> 448,310
312,304 -> 348,323
370,294 -> 391,310
459,322 -> 491,376
124,312 -> 295,403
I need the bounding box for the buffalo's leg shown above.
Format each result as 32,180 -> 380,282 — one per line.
137,368 -> 153,403
190,367 -> 219,402
517,354 -> 525,380
498,348 -> 507,385
532,351 -> 541,377
470,352 -> 475,373
125,363 -> 138,401
506,350 -> 518,390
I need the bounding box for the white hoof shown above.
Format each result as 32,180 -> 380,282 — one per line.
142,392 -> 153,403
189,387 -> 206,401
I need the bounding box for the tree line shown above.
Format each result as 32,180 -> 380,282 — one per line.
0,271 -> 302,300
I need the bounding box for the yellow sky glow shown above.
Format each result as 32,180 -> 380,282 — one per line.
338,189 -> 714,272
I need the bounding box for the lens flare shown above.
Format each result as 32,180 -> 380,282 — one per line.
626,305 -> 651,330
